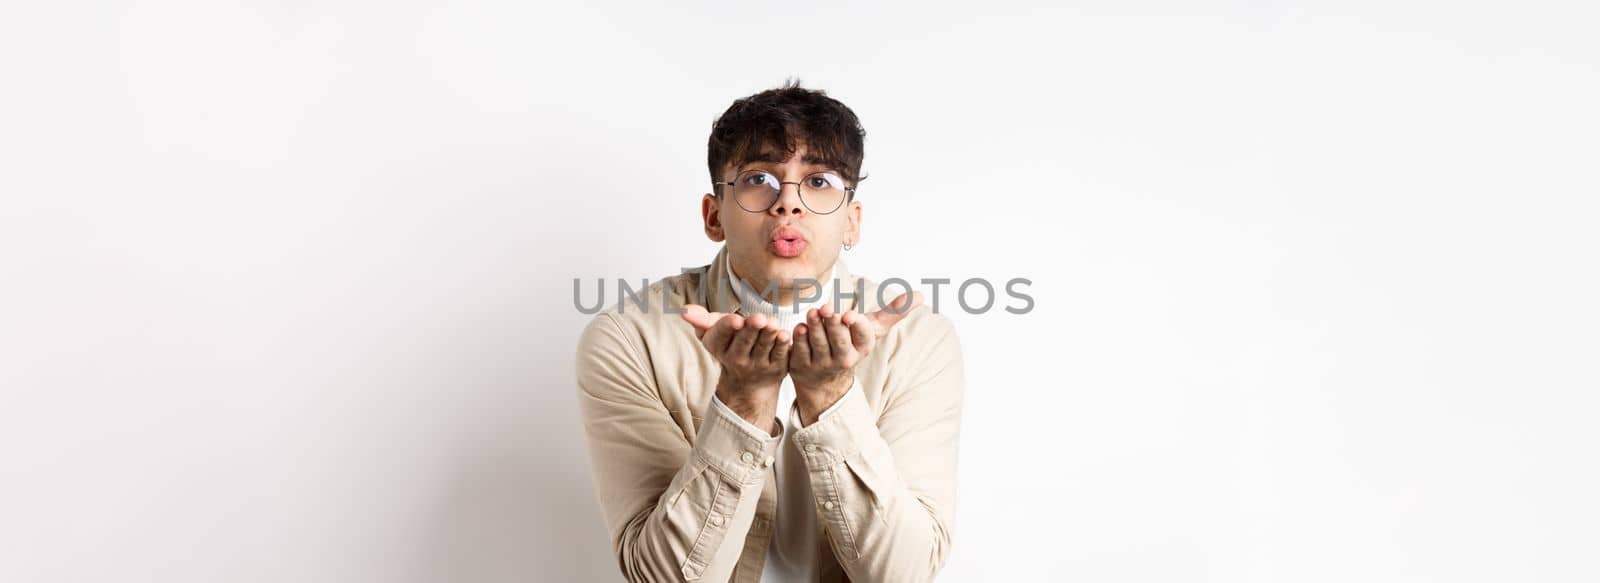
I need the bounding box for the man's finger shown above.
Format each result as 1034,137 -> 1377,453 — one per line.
740,313 -> 772,359
702,314 -> 742,355
727,321 -> 760,359
867,291 -> 924,336
805,308 -> 831,362
823,312 -> 852,360
751,324 -> 778,357
769,330 -> 792,366
843,310 -> 874,351
791,324 -> 811,367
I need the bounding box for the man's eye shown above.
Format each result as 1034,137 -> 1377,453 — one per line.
808,174 -> 842,189
744,174 -> 771,186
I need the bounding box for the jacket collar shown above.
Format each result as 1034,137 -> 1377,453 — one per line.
703,245 -> 857,316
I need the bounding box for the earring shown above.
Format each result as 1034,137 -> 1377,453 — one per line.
843,241 -> 854,251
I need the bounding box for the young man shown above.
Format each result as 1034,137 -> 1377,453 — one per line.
576,81 -> 965,582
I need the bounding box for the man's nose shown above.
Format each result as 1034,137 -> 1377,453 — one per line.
769,182 -> 806,216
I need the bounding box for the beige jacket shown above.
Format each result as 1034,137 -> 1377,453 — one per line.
575,246 -> 965,582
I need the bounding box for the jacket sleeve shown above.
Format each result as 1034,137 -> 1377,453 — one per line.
576,312 -> 782,582
790,311 -> 965,582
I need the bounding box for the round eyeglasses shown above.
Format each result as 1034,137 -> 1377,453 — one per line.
713,169 -> 855,215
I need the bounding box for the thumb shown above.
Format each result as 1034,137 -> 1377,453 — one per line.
680,304 -> 726,332
867,291 -> 924,335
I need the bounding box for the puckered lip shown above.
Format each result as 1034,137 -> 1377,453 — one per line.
770,225 -> 806,243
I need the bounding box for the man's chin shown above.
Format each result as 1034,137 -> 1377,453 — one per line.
761,259 -> 810,273
768,266 -> 832,287
732,251 -> 827,286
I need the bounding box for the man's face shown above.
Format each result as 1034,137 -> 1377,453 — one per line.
701,143 -> 862,303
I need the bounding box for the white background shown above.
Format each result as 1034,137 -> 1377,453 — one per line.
2,1 -> 1597,581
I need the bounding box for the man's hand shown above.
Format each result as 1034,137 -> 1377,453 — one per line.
682,305 -> 792,435
789,292 -> 923,425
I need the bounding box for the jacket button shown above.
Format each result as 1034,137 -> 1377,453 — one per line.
709,513 -> 725,527
740,451 -> 755,463
804,444 -> 817,453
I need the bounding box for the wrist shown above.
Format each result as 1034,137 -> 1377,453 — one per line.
715,375 -> 779,434
792,373 -> 852,425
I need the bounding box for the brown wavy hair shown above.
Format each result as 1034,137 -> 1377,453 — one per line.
706,78 -> 867,192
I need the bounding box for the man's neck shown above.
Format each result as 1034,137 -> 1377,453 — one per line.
727,262 -> 835,309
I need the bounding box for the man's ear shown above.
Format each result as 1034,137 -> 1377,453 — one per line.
846,199 -> 863,246
702,193 -> 725,242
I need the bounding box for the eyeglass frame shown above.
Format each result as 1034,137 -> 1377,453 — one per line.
712,168 -> 858,215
